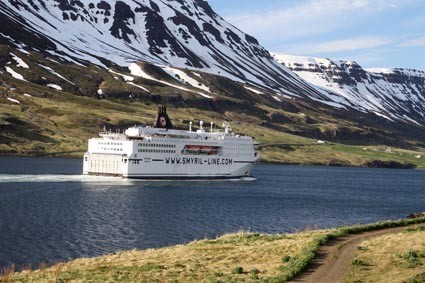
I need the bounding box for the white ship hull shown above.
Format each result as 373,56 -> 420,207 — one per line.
83,154 -> 255,179
83,126 -> 259,180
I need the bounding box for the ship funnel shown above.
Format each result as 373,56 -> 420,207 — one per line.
154,105 -> 174,129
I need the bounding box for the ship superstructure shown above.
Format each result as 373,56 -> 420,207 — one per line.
83,106 -> 260,179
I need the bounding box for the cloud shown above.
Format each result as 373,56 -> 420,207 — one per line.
226,0 -> 415,41
336,48 -> 397,68
309,37 -> 393,53
399,37 -> 425,47
214,0 -> 424,69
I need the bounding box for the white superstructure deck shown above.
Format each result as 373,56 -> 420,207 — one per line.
83,122 -> 259,179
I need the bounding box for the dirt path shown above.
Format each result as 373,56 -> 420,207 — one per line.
289,224 -> 425,283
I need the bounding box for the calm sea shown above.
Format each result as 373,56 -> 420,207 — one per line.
0,157 -> 424,268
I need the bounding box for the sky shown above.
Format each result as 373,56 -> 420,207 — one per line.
207,0 -> 425,69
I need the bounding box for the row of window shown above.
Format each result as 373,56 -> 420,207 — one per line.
99,142 -> 123,146
99,147 -> 123,152
138,149 -> 176,153
137,143 -> 176,148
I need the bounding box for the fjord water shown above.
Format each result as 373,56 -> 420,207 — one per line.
0,157 -> 424,268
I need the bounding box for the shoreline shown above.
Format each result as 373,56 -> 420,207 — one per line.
0,153 -> 422,170
3,216 -> 425,282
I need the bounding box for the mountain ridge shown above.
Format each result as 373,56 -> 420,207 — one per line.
272,52 -> 425,125
0,0 -> 322,99
0,0 -> 424,165
1,0 -> 424,128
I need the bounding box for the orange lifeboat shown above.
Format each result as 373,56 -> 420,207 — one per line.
200,146 -> 212,152
187,145 -> 201,151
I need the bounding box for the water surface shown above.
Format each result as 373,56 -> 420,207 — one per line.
0,157 -> 424,268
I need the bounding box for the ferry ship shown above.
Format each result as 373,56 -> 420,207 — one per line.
83,105 -> 260,179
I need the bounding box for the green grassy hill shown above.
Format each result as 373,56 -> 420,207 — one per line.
1,45 -> 424,168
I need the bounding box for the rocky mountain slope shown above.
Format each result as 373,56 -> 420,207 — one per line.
0,0 -> 322,98
1,0 -> 424,129
0,0 -> 424,165
272,53 -> 425,125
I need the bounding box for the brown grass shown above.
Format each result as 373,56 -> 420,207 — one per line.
5,230 -> 331,283
347,228 -> 425,283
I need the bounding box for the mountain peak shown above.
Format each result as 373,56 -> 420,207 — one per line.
0,0 -> 320,97
1,1 -> 424,128
273,52 -> 425,124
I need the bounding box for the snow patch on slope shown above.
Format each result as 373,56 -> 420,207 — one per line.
7,97 -> 20,104
5,66 -> 26,81
127,82 -> 150,92
272,96 -> 282,102
17,48 -> 30,55
47,84 -> 63,91
244,86 -> 264,94
365,68 -> 394,74
10,53 -> 29,68
39,64 -> 75,85
161,66 -> 211,93
272,53 -> 334,69
129,63 -> 212,99
109,69 -> 134,82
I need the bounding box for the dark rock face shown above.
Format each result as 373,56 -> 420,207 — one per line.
0,0 -> 324,100
0,3 -> 56,50
245,34 -> 259,45
133,4 -> 207,68
149,0 -> 160,13
110,1 -> 136,43
202,22 -> 223,43
97,1 -> 111,10
193,0 -> 217,18
171,11 -> 209,47
0,0 -> 424,130
53,0 -> 77,12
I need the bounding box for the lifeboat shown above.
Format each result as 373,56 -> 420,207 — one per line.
200,146 -> 212,152
187,145 -> 201,151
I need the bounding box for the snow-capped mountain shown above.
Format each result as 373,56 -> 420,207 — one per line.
0,0 -> 320,98
1,0 -> 424,128
272,53 -> 425,125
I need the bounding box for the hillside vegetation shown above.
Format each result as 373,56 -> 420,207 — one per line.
2,87 -> 424,168
1,46 -> 425,168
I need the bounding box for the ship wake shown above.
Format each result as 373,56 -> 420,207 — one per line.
0,174 -> 124,183
0,175 -> 257,183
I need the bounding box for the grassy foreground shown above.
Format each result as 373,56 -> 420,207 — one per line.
348,227 -> 425,283
3,217 -> 425,283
